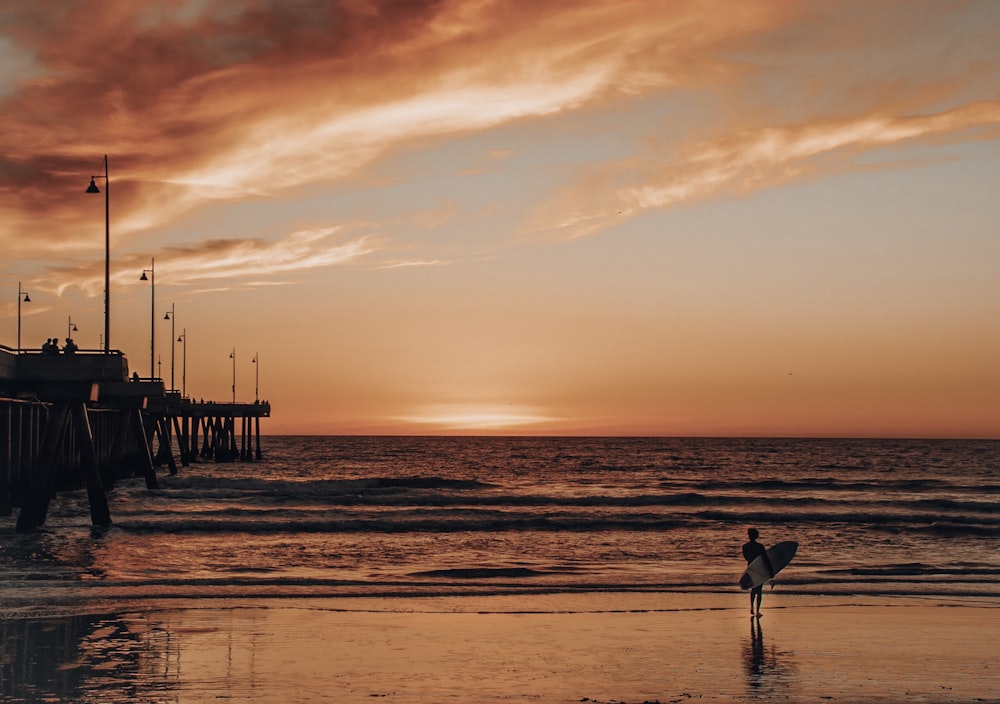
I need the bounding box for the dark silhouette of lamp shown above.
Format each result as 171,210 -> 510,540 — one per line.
252,352 -> 259,402
140,259 -> 155,378
229,347 -> 236,402
17,282 -> 30,354
177,329 -> 187,397
164,303 -> 176,391
86,155 -> 110,353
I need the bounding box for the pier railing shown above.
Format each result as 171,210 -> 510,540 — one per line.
0,344 -> 270,530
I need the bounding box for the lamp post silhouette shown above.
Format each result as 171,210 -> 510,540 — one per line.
164,303 -> 176,391
252,352 -> 259,402
16,282 -> 30,354
140,258 -> 155,378
85,155 -> 110,353
229,347 -> 236,402
177,329 -> 187,398
67,316 -> 78,341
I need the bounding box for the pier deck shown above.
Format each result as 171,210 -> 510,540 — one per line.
0,344 -> 270,529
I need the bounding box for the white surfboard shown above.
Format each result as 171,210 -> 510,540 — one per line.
739,541 -> 798,590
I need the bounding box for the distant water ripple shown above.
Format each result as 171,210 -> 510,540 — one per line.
1,436 -> 997,612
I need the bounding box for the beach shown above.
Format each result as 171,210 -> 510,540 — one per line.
3,593 -> 998,703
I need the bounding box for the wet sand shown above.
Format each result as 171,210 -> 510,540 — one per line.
2,593 -> 998,703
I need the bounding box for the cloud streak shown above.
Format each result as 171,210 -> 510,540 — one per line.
543,101 -> 1000,240
41,227 -> 372,298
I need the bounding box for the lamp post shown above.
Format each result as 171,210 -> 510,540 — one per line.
177,329 -> 187,398
86,155 -> 110,353
140,258 -> 155,378
67,316 -> 78,341
229,347 -> 236,402
164,303 -> 175,391
16,282 -> 30,354
252,352 -> 259,402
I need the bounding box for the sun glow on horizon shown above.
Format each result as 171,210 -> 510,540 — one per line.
395,405 -> 560,431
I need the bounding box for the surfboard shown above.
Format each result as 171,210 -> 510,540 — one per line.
739,541 -> 798,590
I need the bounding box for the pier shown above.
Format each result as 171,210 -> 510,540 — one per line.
0,344 -> 270,530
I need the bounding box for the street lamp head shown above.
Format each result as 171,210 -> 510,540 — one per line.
164,311 -> 171,320
86,178 -> 101,194
23,293 -> 30,303
140,271 -> 148,281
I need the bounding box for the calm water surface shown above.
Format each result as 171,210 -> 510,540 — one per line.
1,436 -> 996,608
1,436 -> 998,703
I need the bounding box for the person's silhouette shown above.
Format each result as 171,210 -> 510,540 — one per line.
742,528 -> 774,617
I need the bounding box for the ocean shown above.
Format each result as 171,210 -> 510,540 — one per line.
1,436 -> 997,610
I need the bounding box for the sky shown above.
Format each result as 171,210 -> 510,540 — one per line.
1,0 -> 998,437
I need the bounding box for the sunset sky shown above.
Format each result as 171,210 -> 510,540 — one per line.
1,0 -> 998,437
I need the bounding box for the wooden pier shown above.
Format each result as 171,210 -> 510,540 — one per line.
0,344 -> 270,530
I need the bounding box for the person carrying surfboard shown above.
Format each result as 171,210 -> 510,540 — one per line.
741,528 -> 775,617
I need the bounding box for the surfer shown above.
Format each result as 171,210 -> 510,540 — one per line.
742,528 -> 774,617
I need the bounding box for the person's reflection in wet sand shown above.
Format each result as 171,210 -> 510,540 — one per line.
742,616 -> 794,695
745,617 -> 766,686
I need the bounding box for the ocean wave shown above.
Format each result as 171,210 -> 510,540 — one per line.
107,510 -> 999,536
410,567 -> 546,579
136,484 -> 999,517
819,564 -> 1000,577
683,478 -> 1000,494
152,475 -> 494,494
1,574 -> 997,610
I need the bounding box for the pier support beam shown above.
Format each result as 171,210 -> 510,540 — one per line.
255,416 -> 262,460
70,402 -> 112,527
132,409 -> 158,488
15,404 -> 70,531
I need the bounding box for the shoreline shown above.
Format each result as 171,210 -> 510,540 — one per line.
2,593 -> 997,703
4,588 -> 997,621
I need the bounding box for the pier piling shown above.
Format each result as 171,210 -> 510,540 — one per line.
1,344 -> 270,528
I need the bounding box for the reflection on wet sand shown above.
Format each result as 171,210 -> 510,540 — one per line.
0,612 -> 179,703
742,616 -> 795,696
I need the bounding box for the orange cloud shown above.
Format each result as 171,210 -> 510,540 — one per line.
40,227 -> 372,298
542,101 -> 1000,240
0,0 -> 791,257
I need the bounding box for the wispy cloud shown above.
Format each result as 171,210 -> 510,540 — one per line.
376,259 -> 451,270
40,227 -> 372,298
541,101 -> 1000,240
